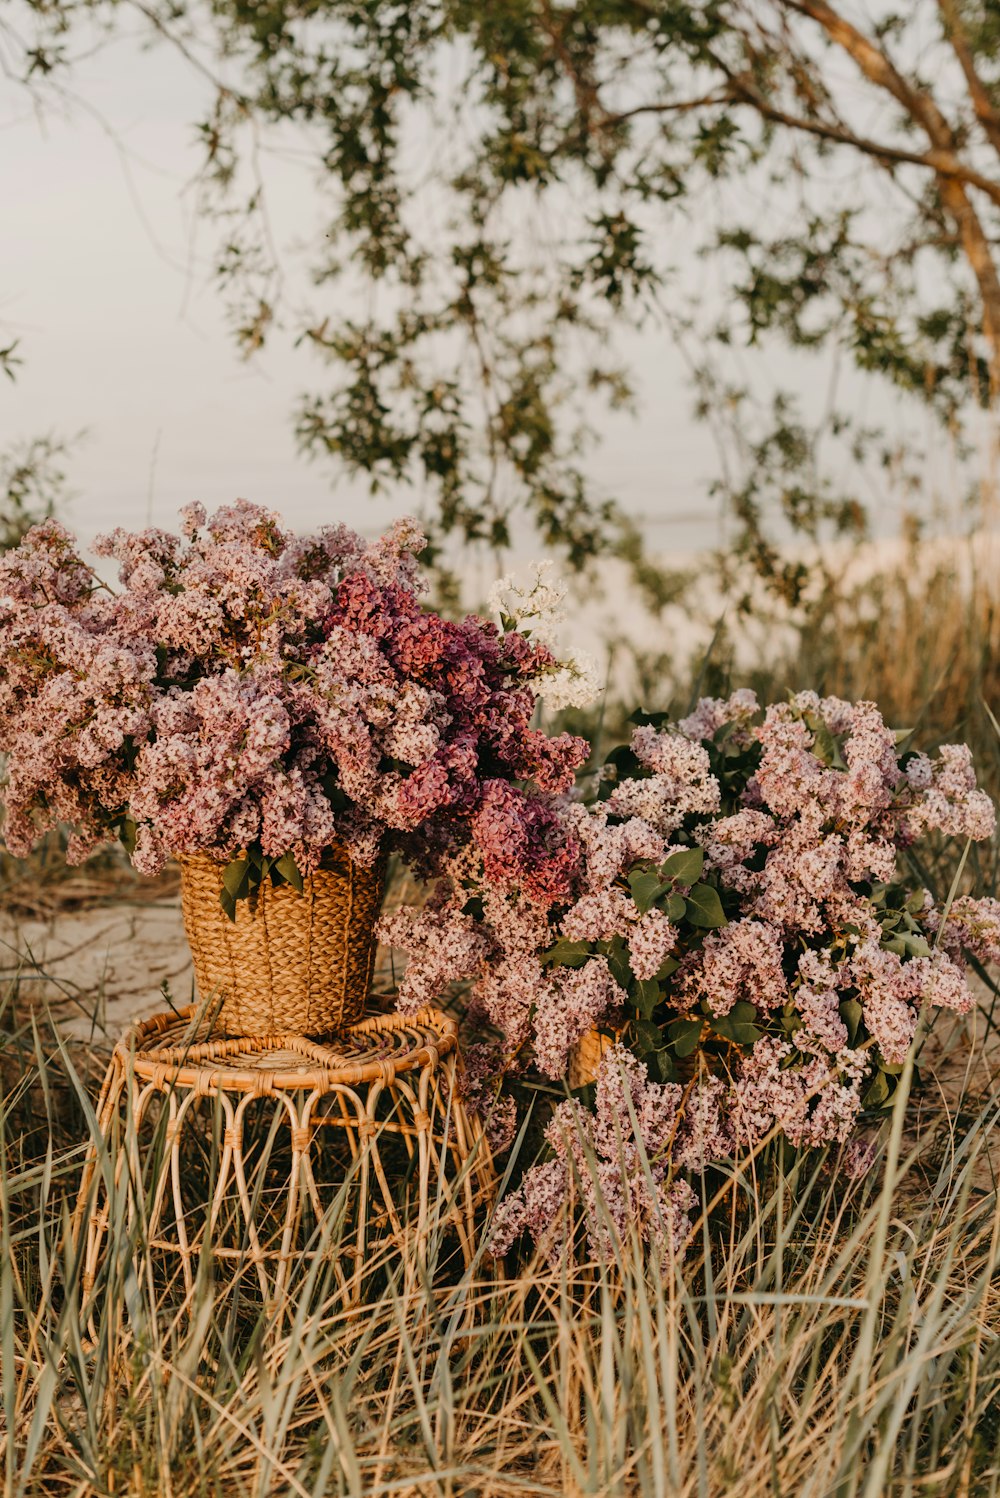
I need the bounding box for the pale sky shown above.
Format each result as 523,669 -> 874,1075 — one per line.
1,24 -> 957,563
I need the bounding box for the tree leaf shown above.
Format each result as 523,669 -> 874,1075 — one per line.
862,1070 -> 890,1109
810,718 -> 846,769
685,883 -> 727,928
607,946 -> 632,988
648,1050 -> 678,1084
666,893 -> 687,922
839,997 -> 863,1046
632,1017 -> 666,1055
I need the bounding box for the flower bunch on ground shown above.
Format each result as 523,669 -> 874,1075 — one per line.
0,504 -> 592,910
382,689 -> 999,1256
488,1043 -> 700,1264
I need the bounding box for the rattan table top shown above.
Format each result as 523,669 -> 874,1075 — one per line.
113,1002 -> 458,1092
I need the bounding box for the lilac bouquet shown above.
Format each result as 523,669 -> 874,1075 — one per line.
382,690 -> 1000,1260
0,503 -> 592,913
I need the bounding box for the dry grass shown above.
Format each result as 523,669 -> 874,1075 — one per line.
1,975 -> 1000,1498
0,834 -> 178,922
3,538 -> 1000,1495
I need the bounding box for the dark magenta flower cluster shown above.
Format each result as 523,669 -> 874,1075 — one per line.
0,502 -> 589,902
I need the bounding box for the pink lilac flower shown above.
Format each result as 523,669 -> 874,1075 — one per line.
699,809 -> 775,890
672,1076 -> 733,1170
732,1037 -> 869,1149
561,888 -> 634,942
629,729 -> 721,816
490,1046 -> 698,1262
934,895 -> 1000,965
676,918 -> 787,1016
677,688 -> 759,743
487,1158 -> 568,1261
377,904 -> 489,1015
627,907 -> 678,980
457,1042 -> 518,1154
0,503 -> 590,900
376,685 -> 997,1252
849,941 -> 924,1064
533,957 -> 625,1079
903,744 -> 997,841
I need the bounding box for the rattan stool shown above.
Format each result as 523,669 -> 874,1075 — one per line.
74,1003 -> 495,1316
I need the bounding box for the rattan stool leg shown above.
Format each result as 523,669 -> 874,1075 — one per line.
74,1006 -> 501,1334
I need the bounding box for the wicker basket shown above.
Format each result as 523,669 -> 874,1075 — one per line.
568,1027 -> 619,1089
178,844 -> 386,1036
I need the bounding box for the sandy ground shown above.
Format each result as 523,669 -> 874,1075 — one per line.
0,894 -> 192,1042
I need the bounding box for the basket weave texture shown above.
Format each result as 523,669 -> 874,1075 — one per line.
179,844 -> 385,1036
568,1027 -> 618,1089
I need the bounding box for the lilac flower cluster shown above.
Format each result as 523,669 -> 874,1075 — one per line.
0,505 -> 590,896
488,1044 -> 699,1262
385,689 -> 1000,1261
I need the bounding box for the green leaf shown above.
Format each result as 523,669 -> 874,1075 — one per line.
905,888 -> 928,916
660,847 -> 705,886
666,893 -> 687,923
274,851 -> 304,893
118,816 -> 138,858
607,946 -> 632,989
649,1050 -> 678,1083
219,887 -> 238,924
633,1017 -> 666,1055
810,718 -> 846,769
839,997 -> 863,1046
541,939 -> 592,969
898,932 -> 932,958
880,936 -> 907,956
628,870 -> 665,915
666,1018 -> 704,1058
222,857 -> 252,900
656,955 -> 680,981
321,769 -> 350,812
729,1000 -> 759,1023
685,883 -> 727,928
862,1071 -> 890,1109
711,1015 -> 762,1046
632,978 -> 660,1020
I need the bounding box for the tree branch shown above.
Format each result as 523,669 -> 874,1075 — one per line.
779,0 -> 1000,390
938,0 -> 1000,165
